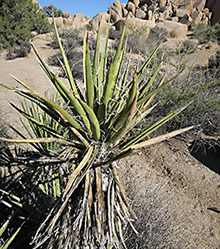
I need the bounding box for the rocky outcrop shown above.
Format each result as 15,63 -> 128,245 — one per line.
115,17 -> 155,39
106,0 -> 217,27
89,13 -> 110,35
48,14 -> 89,29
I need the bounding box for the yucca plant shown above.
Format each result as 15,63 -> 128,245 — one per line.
0,14 -> 193,249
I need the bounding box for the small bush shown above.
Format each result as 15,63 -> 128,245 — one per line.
155,65 -> 220,135
7,40 -> 31,60
48,28 -> 95,79
126,26 -> 166,54
191,23 -> 220,44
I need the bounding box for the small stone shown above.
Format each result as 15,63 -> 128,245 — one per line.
171,17 -> 179,22
158,12 -> 165,21
179,14 -> 191,26
136,9 -> 147,19
194,0 -> 206,11
192,9 -> 203,24
147,10 -> 153,20
175,9 -> 190,18
158,0 -> 166,9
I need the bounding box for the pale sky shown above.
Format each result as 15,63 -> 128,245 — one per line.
37,0 -> 125,19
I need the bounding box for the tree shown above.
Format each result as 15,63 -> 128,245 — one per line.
43,5 -> 63,18
0,0 -> 51,50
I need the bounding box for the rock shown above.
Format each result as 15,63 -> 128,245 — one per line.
163,4 -> 173,19
163,20 -> 188,40
113,0 -> 122,13
136,9 -> 147,19
179,14 -> 191,26
207,41 -> 219,50
156,22 -> 164,29
158,0 -> 166,8
114,17 -> 155,39
147,10 -> 153,20
122,7 -> 128,17
203,7 -> 210,15
182,39 -> 198,51
129,0 -> 140,8
54,17 -> 64,28
110,0 -> 123,23
201,16 -> 209,25
158,12 -> 165,22
48,17 -> 53,25
203,8 -> 212,19
31,31 -> 38,38
180,0 -> 193,16
175,9 -> 190,18
85,16 -> 90,21
63,12 -> 71,18
193,0 -> 206,11
63,18 -> 73,27
153,12 -> 159,21
171,17 -> 179,22
89,13 -> 110,35
121,3 -> 126,9
110,5 -> 122,23
126,2 -> 136,15
192,9 -> 203,24
72,14 -> 88,29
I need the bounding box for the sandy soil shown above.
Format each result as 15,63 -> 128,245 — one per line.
119,138 -> 220,248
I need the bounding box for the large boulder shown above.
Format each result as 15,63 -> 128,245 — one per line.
192,9 -> 203,24
109,0 -> 123,23
129,0 -> 140,8
194,0 -> 206,11
175,9 -> 190,18
114,17 -> 155,39
72,14 -> 89,29
63,18 -> 73,27
89,13 -> 110,35
53,17 -> 64,28
163,20 -> 188,40
136,9 -> 147,19
126,2 -> 136,15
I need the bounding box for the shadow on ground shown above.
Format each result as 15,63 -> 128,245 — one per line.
189,138 -> 220,175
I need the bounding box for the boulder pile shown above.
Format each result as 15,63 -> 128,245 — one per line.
109,0 -> 215,26
48,13 -> 90,29
88,0 -> 219,42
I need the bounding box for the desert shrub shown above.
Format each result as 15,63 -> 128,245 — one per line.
126,26 -> 166,54
155,65 -> 220,135
0,0 -> 51,51
48,28 -> 96,79
191,23 -> 220,44
6,40 -> 31,60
